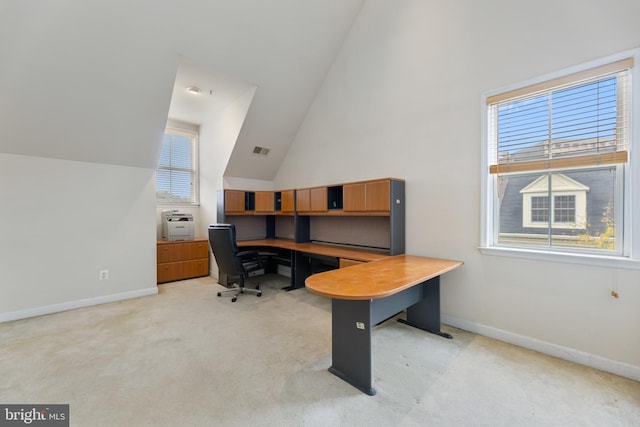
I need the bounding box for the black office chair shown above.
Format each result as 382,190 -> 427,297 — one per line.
208,224 -> 263,302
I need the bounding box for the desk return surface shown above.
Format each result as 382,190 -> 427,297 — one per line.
305,254 -> 463,300
304,254 -> 463,396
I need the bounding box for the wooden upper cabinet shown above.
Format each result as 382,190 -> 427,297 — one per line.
310,187 -> 328,212
255,191 -> 275,214
224,179 -> 396,216
297,187 -> 327,213
365,180 -> 390,211
280,190 -> 295,213
296,188 -> 311,212
343,183 -> 365,211
344,180 -> 390,212
225,190 -> 246,214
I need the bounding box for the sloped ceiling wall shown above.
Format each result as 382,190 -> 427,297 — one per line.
0,0 -> 363,177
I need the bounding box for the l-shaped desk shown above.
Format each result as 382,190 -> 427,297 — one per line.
237,239 -> 463,396
237,238 -> 390,290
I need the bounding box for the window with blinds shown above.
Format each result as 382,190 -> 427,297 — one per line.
487,58 -> 631,175
156,128 -> 199,205
484,56 -> 635,255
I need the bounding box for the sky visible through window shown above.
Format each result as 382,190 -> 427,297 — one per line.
497,76 -> 617,159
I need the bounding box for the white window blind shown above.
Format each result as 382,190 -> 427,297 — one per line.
487,58 -> 632,175
156,128 -> 198,205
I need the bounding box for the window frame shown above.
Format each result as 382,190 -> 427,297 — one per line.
156,125 -> 200,206
480,49 -> 640,270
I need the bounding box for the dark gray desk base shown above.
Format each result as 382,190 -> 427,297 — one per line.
328,275 -> 450,396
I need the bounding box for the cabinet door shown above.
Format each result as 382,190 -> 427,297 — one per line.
310,187 -> 328,212
255,191 -> 275,213
365,180 -> 390,211
343,183 -> 365,211
225,190 -> 246,214
296,189 -> 311,213
281,190 -> 295,213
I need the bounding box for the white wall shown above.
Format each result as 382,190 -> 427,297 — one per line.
275,0 -> 640,379
0,1 -> 362,322
0,153 -> 157,321
200,86 -> 259,240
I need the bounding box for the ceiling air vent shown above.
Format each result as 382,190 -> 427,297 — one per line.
252,146 -> 270,156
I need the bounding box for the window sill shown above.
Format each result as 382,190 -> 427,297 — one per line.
156,202 -> 200,207
479,246 -> 640,270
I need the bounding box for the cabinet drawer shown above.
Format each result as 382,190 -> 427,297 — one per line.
157,240 -> 209,263
157,262 -> 180,283
157,259 -> 209,283
183,241 -> 209,260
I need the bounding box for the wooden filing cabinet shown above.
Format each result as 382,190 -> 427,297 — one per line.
157,238 -> 209,283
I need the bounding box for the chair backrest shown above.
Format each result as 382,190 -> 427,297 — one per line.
208,224 -> 243,276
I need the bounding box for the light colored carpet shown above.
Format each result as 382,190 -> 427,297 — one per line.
1,275 -> 638,426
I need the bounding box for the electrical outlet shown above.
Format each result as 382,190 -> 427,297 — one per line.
99,270 -> 109,280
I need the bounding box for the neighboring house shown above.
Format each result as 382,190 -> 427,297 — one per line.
499,169 -> 615,238
497,135 -> 618,247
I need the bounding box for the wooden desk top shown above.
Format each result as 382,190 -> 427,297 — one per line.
305,254 -> 463,300
237,239 -> 389,262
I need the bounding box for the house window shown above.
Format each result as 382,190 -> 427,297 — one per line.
554,195 -> 575,223
531,196 -> 549,223
528,195 -> 577,224
483,53 -> 636,257
156,127 -> 199,205
520,173 -> 588,230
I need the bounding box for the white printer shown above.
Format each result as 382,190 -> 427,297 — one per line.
161,210 -> 195,241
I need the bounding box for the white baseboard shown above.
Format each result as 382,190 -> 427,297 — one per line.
0,287 -> 158,323
442,314 -> 640,382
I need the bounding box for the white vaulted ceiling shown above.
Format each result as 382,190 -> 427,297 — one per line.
0,0 -> 364,179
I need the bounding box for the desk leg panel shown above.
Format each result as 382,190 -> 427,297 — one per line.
289,251 -> 310,290
329,299 -> 376,396
371,285 -> 422,325
398,276 -> 453,339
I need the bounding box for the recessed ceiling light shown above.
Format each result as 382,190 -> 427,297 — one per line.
186,86 -> 201,94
